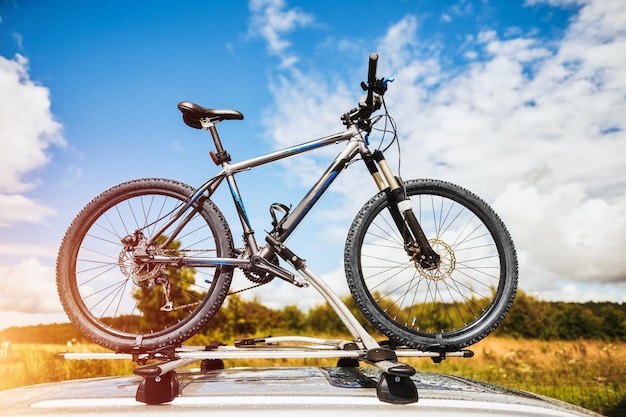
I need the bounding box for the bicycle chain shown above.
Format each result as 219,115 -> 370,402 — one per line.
228,281 -> 268,295
163,300 -> 201,311
162,279 -> 269,312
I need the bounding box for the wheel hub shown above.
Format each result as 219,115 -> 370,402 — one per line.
415,239 -> 455,281
118,250 -> 165,287
119,232 -> 165,287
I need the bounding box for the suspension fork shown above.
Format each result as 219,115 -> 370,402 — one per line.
364,150 -> 440,269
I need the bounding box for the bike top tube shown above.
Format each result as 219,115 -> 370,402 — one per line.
149,125 -> 364,250
221,126 -> 358,176
210,124 -> 370,247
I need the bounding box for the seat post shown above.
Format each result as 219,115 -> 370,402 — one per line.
201,120 -> 231,164
209,125 -> 226,154
198,119 -> 222,152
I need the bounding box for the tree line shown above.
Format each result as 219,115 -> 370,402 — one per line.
1,291 -> 625,344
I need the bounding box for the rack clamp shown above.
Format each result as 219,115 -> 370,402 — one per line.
362,347 -> 418,404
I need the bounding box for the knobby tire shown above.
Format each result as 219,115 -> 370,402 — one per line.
56,178 -> 234,352
345,179 -> 518,351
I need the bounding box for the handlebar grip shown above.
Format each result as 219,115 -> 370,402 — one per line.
365,53 -> 379,111
367,53 -> 378,85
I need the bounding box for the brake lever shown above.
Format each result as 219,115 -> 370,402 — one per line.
382,76 -> 395,91
362,76 -> 395,96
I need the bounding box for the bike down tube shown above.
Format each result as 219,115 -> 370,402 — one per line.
148,129 -> 356,252
271,132 -> 367,244
224,127 -> 360,256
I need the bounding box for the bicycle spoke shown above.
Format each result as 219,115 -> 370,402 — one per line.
347,179 -> 516,348
57,179 -> 233,351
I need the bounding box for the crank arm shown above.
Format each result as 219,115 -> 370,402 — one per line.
251,251 -> 307,287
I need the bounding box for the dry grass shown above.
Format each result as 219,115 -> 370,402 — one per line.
406,338 -> 626,415
1,338 -> 625,414
0,343 -> 135,390
409,337 -> 626,373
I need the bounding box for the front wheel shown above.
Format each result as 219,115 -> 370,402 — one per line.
345,179 -> 518,350
56,178 -> 235,352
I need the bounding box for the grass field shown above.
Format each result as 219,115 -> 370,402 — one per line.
1,337 -> 625,415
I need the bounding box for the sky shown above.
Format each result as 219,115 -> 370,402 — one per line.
0,0 -> 625,331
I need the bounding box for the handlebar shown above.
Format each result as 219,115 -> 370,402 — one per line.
341,52 -> 390,129
365,53 -> 378,111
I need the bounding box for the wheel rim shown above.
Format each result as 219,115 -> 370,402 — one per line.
357,190 -> 505,337
70,188 -> 223,340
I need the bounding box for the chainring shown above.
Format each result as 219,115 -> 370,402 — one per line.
244,254 -> 279,284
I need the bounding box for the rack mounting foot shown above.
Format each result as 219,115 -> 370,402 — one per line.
135,371 -> 179,405
376,372 -> 418,404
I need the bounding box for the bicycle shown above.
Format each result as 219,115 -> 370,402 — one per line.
56,53 -> 518,355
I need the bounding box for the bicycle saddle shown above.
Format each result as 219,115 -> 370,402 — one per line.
178,101 -> 244,129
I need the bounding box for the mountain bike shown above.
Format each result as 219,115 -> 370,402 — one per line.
56,53 -> 518,354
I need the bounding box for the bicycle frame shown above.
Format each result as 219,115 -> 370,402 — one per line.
141,110 -> 440,285
147,123 -> 373,269
56,54 -> 514,360
217,125 -> 364,248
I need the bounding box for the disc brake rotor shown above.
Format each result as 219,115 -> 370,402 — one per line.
416,239 -> 456,281
118,250 -> 165,286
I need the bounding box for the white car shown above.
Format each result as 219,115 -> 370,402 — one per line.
0,365 -> 601,416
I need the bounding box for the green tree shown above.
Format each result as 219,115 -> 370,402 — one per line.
553,303 -> 604,339
306,302 -> 346,334
600,305 -> 626,339
495,291 -> 557,339
131,238 -> 205,331
282,305 -> 306,331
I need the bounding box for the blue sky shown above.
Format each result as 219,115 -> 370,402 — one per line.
1,0 -> 625,330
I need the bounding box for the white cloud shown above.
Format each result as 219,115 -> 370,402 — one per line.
0,194 -> 56,228
255,0 -> 626,302
448,0 -> 475,17
535,282 -> 626,304
398,0 -> 626,297
11,32 -> 24,50
493,182 -> 626,287
525,0 -> 589,7
264,71 -> 352,149
0,53 -> 64,227
248,0 -> 314,68
0,52 -> 66,324
0,242 -> 57,259
0,258 -> 62,314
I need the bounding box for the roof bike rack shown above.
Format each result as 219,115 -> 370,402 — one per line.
62,255 -> 474,405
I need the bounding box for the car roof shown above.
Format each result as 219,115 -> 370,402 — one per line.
0,366 -> 601,416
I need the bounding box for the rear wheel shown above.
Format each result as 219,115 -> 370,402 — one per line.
56,178 -> 234,352
345,179 -> 517,350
